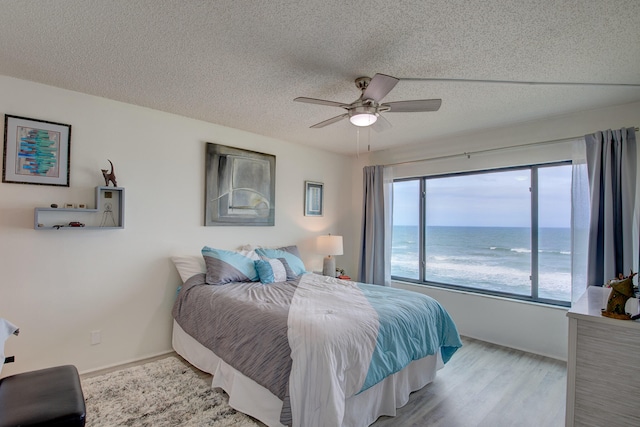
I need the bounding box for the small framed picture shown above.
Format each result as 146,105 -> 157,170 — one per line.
64,203 -> 74,209
304,181 -> 323,217
78,203 -> 87,209
2,115 -> 71,187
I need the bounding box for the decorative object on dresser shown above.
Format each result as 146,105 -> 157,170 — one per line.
100,159 -> 117,187
2,114 -> 71,187
304,180 -> 323,216
317,234 -> 343,276
205,143 -> 275,226
602,270 -> 638,320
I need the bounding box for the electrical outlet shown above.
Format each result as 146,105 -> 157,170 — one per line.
90,330 -> 101,345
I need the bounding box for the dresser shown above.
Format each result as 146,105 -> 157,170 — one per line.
566,286 -> 640,426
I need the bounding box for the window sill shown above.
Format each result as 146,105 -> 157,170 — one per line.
391,279 -> 570,311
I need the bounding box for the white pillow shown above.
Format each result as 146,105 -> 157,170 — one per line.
171,255 -> 206,283
237,248 -> 260,261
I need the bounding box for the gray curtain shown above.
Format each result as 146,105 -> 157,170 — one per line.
585,128 -> 637,287
358,165 -> 389,286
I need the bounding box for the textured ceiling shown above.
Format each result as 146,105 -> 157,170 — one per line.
1,1 -> 639,154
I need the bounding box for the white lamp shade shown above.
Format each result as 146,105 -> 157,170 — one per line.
317,235 -> 343,256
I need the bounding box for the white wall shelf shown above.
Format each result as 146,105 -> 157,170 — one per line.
34,186 -> 125,230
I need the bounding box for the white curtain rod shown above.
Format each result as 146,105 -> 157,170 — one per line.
384,127 -> 640,168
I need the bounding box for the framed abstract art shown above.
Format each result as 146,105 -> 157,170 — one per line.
3,115 -> 71,186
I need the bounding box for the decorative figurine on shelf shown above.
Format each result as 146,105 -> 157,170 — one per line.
602,270 -> 638,320
101,159 -> 118,187
100,202 -> 117,227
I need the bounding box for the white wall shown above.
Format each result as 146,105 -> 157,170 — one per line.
357,101 -> 640,361
0,76 -> 355,376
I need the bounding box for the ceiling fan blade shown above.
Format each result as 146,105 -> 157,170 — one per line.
371,114 -> 392,132
383,99 -> 442,112
362,73 -> 399,102
294,97 -> 347,108
399,77 -> 640,87
310,114 -> 349,128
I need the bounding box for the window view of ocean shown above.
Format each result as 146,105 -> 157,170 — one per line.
391,225 -> 571,302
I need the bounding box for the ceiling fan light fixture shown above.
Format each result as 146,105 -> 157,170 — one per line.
349,106 -> 378,127
349,113 -> 378,127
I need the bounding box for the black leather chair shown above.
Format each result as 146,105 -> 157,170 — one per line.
0,365 -> 86,426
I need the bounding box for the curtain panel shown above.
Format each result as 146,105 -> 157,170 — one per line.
584,127 -> 637,294
359,165 -> 393,286
571,140 -> 590,303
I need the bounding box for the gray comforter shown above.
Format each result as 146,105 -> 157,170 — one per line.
172,273 -> 296,414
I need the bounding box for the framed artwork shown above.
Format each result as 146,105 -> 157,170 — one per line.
3,115 -> 71,187
205,143 -> 276,226
304,181 -> 323,216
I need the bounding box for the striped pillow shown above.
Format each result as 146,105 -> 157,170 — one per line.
255,246 -> 306,276
277,257 -> 298,280
255,259 -> 288,284
202,246 -> 259,285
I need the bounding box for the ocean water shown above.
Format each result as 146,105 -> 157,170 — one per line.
391,225 -> 571,302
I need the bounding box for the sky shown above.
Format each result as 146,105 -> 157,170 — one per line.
393,164 -> 572,228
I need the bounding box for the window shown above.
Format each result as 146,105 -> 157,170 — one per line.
391,163 -> 572,306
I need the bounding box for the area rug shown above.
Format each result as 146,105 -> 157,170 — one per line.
81,356 -> 261,426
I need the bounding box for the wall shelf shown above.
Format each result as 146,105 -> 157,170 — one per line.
34,186 -> 125,230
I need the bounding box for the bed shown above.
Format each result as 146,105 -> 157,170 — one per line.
171,246 -> 462,427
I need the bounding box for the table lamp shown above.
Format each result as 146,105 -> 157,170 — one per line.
317,234 -> 343,277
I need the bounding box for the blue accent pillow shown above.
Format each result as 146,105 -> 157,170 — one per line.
201,246 -> 259,285
255,259 -> 288,284
255,246 -> 307,275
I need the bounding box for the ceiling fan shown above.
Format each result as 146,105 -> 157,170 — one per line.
295,73 -> 640,131
294,73 -> 441,131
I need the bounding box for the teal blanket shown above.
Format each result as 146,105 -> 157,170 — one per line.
357,283 -> 462,393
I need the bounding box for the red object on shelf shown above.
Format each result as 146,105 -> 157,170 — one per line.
338,275 -> 351,280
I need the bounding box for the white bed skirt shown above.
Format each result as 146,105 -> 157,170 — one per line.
172,320 -> 443,427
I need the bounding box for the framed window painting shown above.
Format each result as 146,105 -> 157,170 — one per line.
3,115 -> 71,186
205,143 -> 276,226
305,181 -> 323,216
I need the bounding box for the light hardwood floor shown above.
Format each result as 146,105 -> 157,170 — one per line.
83,336 -> 566,426
373,336 -> 567,427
